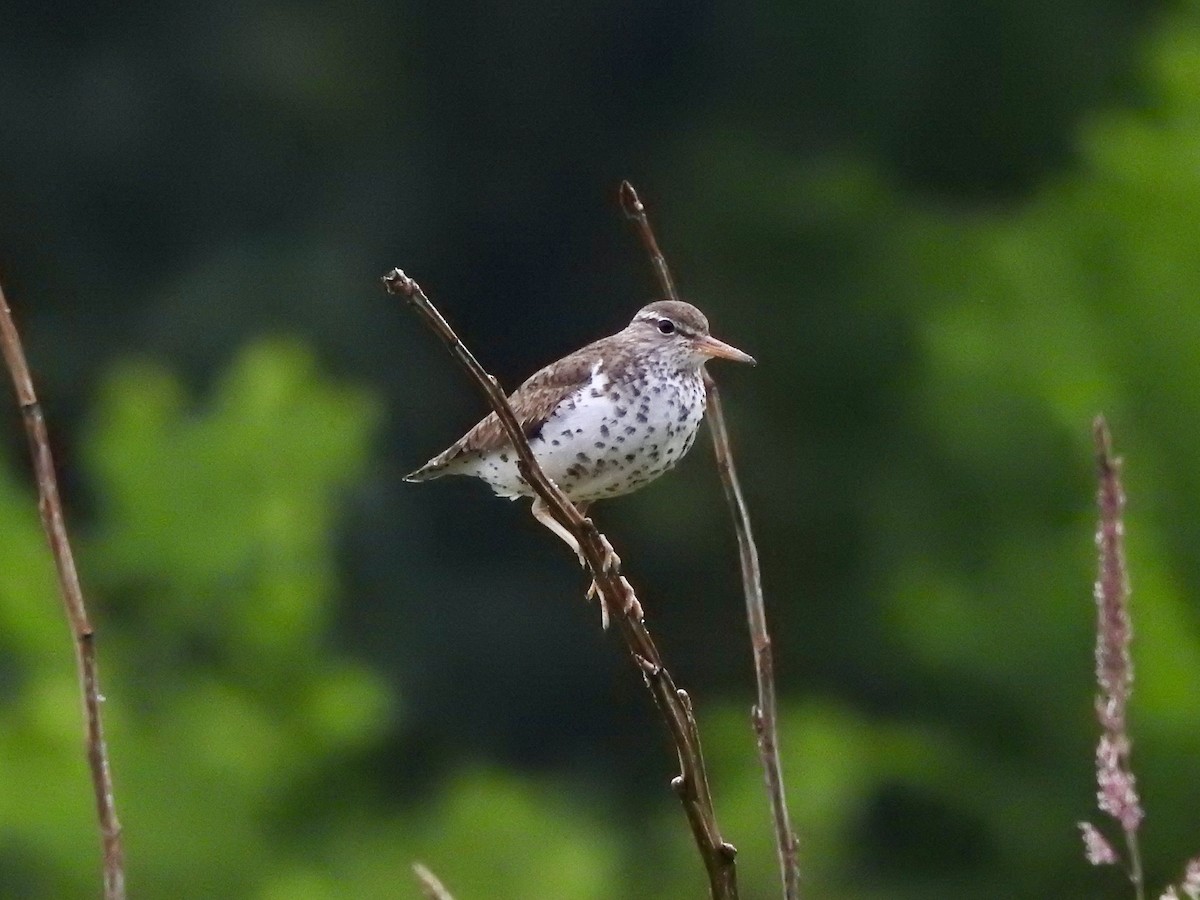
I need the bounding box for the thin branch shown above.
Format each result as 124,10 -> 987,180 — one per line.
0,281 -> 125,900
383,269 -> 739,900
618,181 -> 679,303
705,372 -> 800,898
412,862 -> 456,900
620,180 -> 801,899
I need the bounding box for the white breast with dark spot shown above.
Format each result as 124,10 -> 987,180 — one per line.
462,359 -> 708,502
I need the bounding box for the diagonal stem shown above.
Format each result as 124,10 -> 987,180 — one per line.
413,862 -> 456,900
620,180 -> 801,899
383,269 -> 739,900
619,181 -> 680,302
0,282 -> 125,900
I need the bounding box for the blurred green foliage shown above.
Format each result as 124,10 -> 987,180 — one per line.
0,342 -> 685,898
0,342 -> 389,897
3,1 -> 1200,899
670,6 -> 1200,896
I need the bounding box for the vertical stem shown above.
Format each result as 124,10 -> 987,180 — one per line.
706,374 -> 801,899
1126,829 -> 1145,900
0,282 -> 125,900
619,181 -> 801,898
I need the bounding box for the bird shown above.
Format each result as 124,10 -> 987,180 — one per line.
406,299 -> 755,619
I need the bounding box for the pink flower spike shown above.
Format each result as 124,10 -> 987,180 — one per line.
1090,420 -> 1145,841
1182,856 -> 1200,900
1093,417 -> 1133,739
1079,821 -> 1119,866
1095,734 -> 1144,833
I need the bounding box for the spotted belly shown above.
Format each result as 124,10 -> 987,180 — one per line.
460,369 -> 707,503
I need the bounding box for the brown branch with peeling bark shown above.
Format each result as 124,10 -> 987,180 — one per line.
382,269 -> 739,900
620,180 -> 801,899
0,281 -> 125,900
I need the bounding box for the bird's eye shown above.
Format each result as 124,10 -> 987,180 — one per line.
657,319 -> 676,335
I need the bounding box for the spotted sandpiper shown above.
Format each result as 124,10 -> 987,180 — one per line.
407,300 -> 755,613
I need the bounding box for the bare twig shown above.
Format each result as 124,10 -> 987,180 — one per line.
383,269 -> 739,900
618,181 -> 679,303
412,862 -> 456,900
705,372 -> 800,898
620,180 -> 801,899
0,282 -> 125,900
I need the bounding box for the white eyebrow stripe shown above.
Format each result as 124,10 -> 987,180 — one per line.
634,310 -> 703,337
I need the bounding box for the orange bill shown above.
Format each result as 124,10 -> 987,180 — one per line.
694,334 -> 756,365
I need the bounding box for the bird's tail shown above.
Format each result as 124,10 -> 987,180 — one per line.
404,446 -> 459,482
403,460 -> 443,482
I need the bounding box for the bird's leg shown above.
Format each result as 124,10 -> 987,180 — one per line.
530,498 -> 610,628
565,502 -> 620,573
575,503 -> 625,618
530,496 -> 585,563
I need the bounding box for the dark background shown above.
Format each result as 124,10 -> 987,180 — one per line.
2,1 -> 1198,897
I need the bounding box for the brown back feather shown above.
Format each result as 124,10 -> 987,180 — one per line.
405,336 -> 615,479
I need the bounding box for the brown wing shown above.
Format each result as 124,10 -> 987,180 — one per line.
405,339 -> 606,480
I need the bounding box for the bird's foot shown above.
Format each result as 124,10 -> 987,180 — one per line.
597,534 -> 621,574
622,587 -> 643,621
585,577 -> 607,628
585,574 -> 641,628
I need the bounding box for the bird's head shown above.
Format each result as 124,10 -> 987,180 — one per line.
628,300 -> 756,369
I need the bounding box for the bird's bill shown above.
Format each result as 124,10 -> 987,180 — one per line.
694,334 -> 756,365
